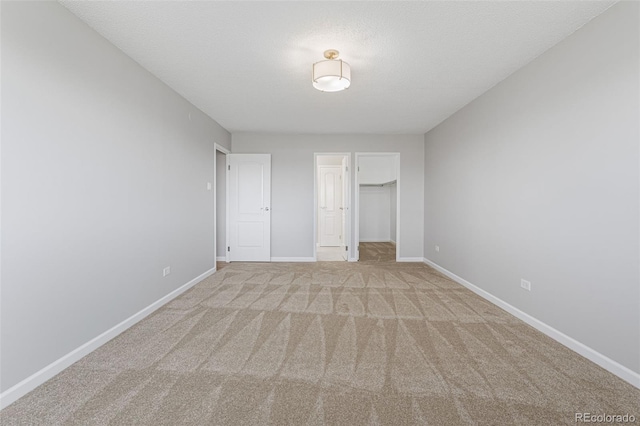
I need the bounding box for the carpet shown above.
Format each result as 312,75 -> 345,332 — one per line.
359,242 -> 396,262
2,260 -> 638,425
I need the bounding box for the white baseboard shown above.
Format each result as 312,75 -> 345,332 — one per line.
348,257 -> 358,262
359,238 -> 393,243
216,256 -> 226,262
270,257 -> 316,262
397,257 -> 423,262
0,267 -> 217,410
422,258 -> 640,389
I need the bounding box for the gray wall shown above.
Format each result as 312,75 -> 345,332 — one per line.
232,134 -> 424,259
423,1 -> 639,373
1,1 -> 231,392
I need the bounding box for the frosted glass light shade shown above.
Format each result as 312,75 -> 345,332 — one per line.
312,59 -> 351,92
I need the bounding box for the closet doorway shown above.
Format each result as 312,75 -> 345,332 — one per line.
314,153 -> 350,261
355,153 -> 400,262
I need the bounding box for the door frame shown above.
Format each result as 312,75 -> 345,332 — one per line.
354,152 -> 401,262
313,153 -> 351,261
213,143 -> 230,264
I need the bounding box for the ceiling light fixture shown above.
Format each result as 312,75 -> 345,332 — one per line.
312,49 -> 351,92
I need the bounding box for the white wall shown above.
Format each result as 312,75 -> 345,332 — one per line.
423,1 -> 639,375
317,156 -> 343,166
232,134 -> 424,260
359,185 -> 391,242
358,156 -> 397,184
1,1 -> 231,393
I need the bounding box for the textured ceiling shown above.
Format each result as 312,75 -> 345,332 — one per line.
60,1 -> 615,134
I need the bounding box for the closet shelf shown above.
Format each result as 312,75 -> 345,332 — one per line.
360,180 -> 396,187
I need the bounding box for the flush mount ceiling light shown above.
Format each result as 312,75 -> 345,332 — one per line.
312,49 -> 351,92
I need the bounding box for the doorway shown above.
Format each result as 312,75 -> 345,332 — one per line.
314,153 -> 350,261
213,144 -> 229,262
354,153 -> 400,262
214,144 -> 229,264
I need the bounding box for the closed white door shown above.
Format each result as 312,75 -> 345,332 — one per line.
228,154 -> 271,261
340,157 -> 348,260
319,166 -> 342,246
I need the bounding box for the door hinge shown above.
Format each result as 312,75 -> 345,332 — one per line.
345,246 -> 348,251
227,246 -> 230,252
357,166 -> 360,172
228,165 -> 230,171
346,166 -> 349,172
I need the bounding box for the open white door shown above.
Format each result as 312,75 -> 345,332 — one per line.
228,154 -> 271,262
340,157 -> 348,260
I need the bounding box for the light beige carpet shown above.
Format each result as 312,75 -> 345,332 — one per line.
359,242 -> 396,262
2,261 -> 638,425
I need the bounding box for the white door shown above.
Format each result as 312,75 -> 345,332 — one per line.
228,154 -> 271,261
319,166 -> 342,246
340,157 -> 348,260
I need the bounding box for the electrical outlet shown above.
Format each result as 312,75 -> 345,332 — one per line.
521,279 -> 531,291
435,245 -> 440,252
163,266 -> 171,277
